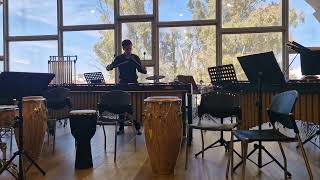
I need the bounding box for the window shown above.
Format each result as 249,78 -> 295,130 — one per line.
63,0 -> 114,25
289,0 -> 320,47
122,22 -> 152,60
137,67 -> 154,83
120,0 -> 153,15
9,0 -> 57,35
288,54 -> 301,79
289,0 -> 320,79
9,41 -> 57,72
64,30 -> 115,84
222,0 -> 282,28
0,61 -> 3,72
222,32 -> 283,80
159,26 -> 216,84
0,6 -> 2,54
159,0 -> 215,21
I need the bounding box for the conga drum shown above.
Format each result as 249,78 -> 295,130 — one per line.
69,110 -> 97,169
15,96 -> 48,161
0,105 -> 18,128
143,96 -> 182,175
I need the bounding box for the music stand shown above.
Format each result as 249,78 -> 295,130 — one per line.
301,50 -> 320,76
208,64 -> 238,89
234,52 -> 291,177
0,72 -> 55,180
84,72 -> 105,84
176,75 -> 199,93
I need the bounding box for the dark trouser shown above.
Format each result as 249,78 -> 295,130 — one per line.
118,114 -> 141,131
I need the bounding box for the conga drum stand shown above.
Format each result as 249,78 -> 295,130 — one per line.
0,72 -> 55,180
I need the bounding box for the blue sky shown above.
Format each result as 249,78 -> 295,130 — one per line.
1,0 -> 319,80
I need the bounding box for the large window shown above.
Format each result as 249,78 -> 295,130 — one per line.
0,61 -> 3,72
159,26 -> 216,83
222,33 -> 283,80
122,22 -> 152,60
159,0 -> 215,21
9,41 -> 57,73
222,0 -> 282,28
289,0 -> 320,79
9,0 -> 57,35
4,0 -> 305,84
63,0 -> 114,25
120,0 -> 153,15
64,30 -> 115,83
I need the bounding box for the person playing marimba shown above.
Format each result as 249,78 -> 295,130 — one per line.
106,39 -> 146,135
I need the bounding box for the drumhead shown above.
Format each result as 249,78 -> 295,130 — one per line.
0,105 -> 18,111
144,96 -> 181,102
69,110 -> 97,115
23,96 -> 45,101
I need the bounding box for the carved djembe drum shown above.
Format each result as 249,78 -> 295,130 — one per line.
143,96 -> 182,175
69,110 -> 97,169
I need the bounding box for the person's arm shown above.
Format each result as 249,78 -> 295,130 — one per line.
106,57 -> 119,71
133,55 -> 147,74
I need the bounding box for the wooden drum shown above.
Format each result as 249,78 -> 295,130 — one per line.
15,96 -> 48,161
143,96 -> 182,175
0,105 -> 18,128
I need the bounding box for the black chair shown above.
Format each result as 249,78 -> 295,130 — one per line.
43,87 -> 72,153
97,90 -> 136,162
226,90 -> 313,180
185,90 -> 241,169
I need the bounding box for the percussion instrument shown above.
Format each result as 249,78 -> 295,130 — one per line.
146,75 -> 165,81
143,96 -> 182,175
0,105 -> 18,128
69,110 -> 97,169
14,96 -> 47,162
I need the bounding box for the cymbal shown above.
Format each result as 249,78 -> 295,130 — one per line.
146,75 -> 165,80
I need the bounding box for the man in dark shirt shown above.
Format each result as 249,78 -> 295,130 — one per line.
106,40 -> 147,83
106,39 -> 147,135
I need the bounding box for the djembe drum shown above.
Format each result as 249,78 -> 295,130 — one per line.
15,96 -> 47,162
69,110 -> 97,169
143,96 -> 182,175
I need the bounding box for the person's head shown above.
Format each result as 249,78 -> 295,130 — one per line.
122,39 -> 132,55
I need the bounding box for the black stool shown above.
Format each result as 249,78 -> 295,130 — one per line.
69,110 -> 97,169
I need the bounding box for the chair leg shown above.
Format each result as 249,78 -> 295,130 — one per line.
53,125 -> 56,153
185,126 -> 190,170
200,130 -> 204,158
241,140 -> 248,180
277,142 -> 287,179
114,122 -> 118,163
102,125 -> 106,152
132,119 -> 136,152
297,135 -> 313,180
10,128 -> 13,154
226,131 -> 234,178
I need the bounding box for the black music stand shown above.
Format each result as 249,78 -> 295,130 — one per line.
208,64 -> 238,89
176,75 -> 199,93
84,72 -> 105,84
0,72 -> 55,180
234,52 -> 291,177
